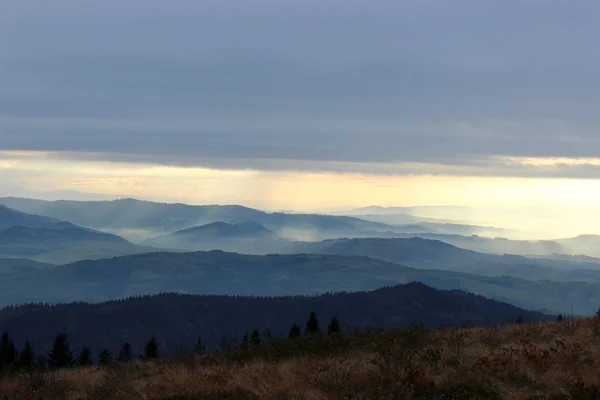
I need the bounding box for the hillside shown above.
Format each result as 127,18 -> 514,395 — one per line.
345,213 -> 519,236
0,225 -> 157,264
0,258 -> 51,275
0,282 -> 551,355
377,232 -> 568,256
555,234 -> 600,258
297,237 -> 587,281
0,205 -> 59,230
1,318 -> 595,399
174,221 -> 275,238
144,221 -> 280,252
1,250 -> 599,314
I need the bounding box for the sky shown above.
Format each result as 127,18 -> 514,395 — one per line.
2,0 -> 600,234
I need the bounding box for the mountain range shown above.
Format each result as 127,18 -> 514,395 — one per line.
4,197 -> 600,258
2,196 -> 600,317
0,198 -> 395,241
2,248 -> 600,314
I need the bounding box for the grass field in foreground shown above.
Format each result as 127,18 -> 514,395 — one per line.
1,318 -> 599,399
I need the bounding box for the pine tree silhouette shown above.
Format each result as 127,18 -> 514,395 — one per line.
47,333 -> 74,369
250,329 -> 262,346
288,323 -> 302,339
118,342 -> 133,362
78,346 -> 93,366
304,311 -> 321,335
145,336 -> 159,359
194,337 -> 205,355
327,316 -> 341,335
99,349 -> 113,366
0,331 -> 17,371
17,340 -> 35,371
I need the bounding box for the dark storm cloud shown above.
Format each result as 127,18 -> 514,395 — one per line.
2,0 -> 600,175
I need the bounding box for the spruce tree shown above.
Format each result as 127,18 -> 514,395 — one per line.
47,332 -> 74,369
98,349 -> 113,366
17,340 -> 35,371
288,323 -> 302,339
327,316 -> 341,335
305,311 -> 321,335
118,343 -> 133,362
194,337 -> 205,355
78,346 -> 93,366
145,336 -> 159,359
250,329 -> 262,346
0,331 -> 17,371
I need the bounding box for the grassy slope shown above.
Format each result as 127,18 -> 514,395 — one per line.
3,318 -> 600,399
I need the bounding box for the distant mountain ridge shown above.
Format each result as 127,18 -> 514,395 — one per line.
0,205 -> 158,264
174,221 -> 275,238
3,249 -> 600,314
143,221 -> 279,252
0,198 -> 397,239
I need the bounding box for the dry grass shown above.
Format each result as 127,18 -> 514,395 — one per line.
2,318 -> 600,399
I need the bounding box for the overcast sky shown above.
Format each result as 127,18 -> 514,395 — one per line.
2,0 -> 600,176
3,0 -> 600,237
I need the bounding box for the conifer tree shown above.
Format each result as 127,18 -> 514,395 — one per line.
327,316 -> 341,335
47,332 -> 74,369
145,336 -> 159,359
118,342 -> 133,362
194,337 -> 205,355
305,311 -> 321,335
250,329 -> 262,346
262,329 -> 272,342
98,349 -> 113,366
0,331 -> 17,371
78,346 -> 93,366
17,340 -> 35,370
288,323 -> 302,339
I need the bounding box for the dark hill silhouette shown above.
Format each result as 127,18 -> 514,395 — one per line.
0,282 -> 553,355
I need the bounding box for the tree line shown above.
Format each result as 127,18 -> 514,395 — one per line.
0,311 -> 341,373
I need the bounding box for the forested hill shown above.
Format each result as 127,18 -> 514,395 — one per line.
0,282 -> 552,357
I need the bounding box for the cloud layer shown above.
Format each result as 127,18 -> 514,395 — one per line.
2,0 -> 600,175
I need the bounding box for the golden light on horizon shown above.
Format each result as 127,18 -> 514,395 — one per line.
3,150 -> 600,237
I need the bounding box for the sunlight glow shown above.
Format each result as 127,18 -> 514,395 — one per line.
2,151 -> 600,237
